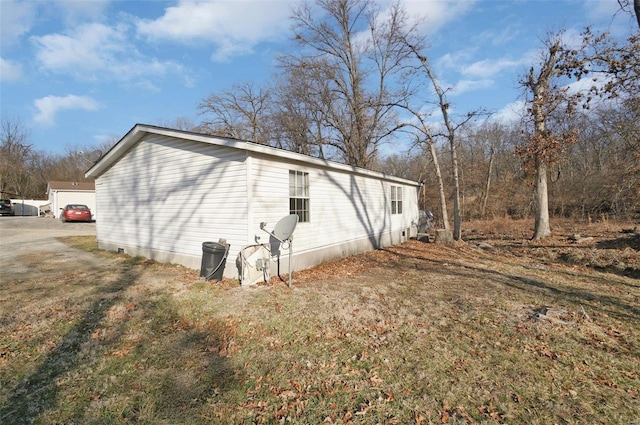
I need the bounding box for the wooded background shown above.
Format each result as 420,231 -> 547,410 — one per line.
2,0 -> 638,228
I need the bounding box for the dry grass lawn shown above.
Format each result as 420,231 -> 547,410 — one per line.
1,218 -> 638,424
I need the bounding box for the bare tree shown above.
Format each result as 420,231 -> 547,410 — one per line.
563,29 -> 640,105
271,65 -> 331,156
24,151 -> 52,198
518,34 -> 581,240
519,27 -> 639,238
282,0 -> 412,168
198,82 -> 273,144
585,103 -> 640,216
0,118 -> 32,198
396,101 -> 451,234
470,122 -> 512,219
95,135 -> 121,156
374,150 -> 423,181
156,116 -> 198,132
398,36 -> 487,240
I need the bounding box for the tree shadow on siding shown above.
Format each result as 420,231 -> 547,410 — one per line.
102,137 -> 240,273
320,169 -> 391,250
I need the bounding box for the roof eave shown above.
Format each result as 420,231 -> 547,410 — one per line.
85,124 -> 420,187
85,124 -> 146,178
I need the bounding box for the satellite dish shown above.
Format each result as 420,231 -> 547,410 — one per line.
272,214 -> 298,242
238,215 -> 300,287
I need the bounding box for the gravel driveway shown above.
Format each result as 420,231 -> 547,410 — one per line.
0,216 -> 97,283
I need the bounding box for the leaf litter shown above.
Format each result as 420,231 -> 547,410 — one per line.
0,219 -> 638,424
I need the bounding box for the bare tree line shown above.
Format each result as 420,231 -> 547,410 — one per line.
2,0 -> 638,240
0,119 -> 115,200
409,101 -> 638,225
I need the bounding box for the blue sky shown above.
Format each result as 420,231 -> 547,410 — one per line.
0,0 -> 636,156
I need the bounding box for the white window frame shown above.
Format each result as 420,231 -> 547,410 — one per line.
391,185 -> 403,215
289,170 -> 310,222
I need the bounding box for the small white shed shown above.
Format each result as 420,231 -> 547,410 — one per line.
46,181 -> 96,219
85,124 -> 420,280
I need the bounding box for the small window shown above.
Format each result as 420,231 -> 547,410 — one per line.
289,170 -> 310,222
391,185 -> 402,215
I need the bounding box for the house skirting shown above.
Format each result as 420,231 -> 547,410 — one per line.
97,226 -> 415,282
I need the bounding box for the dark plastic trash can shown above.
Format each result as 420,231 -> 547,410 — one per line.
200,240 -> 230,282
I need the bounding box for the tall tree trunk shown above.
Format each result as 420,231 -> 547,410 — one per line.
401,40 -> 469,238
524,39 -> 561,240
533,158 -> 551,239
481,147 -> 495,218
449,136 -> 462,240
429,141 -> 450,230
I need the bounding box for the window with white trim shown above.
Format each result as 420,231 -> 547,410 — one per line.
391,185 -> 402,214
289,170 -> 309,222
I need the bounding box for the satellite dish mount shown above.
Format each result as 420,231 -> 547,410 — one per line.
260,214 -> 298,287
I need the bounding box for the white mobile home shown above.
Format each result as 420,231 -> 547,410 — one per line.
85,124 -> 420,280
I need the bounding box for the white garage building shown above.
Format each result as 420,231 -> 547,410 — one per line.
46,181 -> 96,219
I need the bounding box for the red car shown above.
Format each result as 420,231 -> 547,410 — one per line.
60,204 -> 92,222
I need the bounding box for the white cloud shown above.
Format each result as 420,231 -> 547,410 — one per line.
436,49 -> 535,99
54,0 -> 109,26
437,51 -> 471,70
33,95 -> 100,126
32,22 -> 184,84
0,57 -> 23,82
33,23 -> 125,79
402,0 -> 478,35
0,0 -> 36,48
453,78 -> 494,95
490,100 -> 525,124
461,57 -> 526,79
475,23 -> 522,48
135,0 -> 293,62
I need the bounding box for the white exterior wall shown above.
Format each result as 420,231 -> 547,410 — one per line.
249,153 -> 420,273
95,134 -> 248,272
8,199 -> 49,216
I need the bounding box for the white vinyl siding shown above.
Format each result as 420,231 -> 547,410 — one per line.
95,135 -> 248,261
308,170 -> 389,251
90,125 -> 420,278
250,153 -> 418,255
249,156 -> 295,240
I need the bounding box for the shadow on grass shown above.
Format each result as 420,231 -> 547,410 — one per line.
497,242 -> 640,281
471,232 -> 640,282
380,243 -> 640,323
0,259 -> 237,424
0,264 -> 139,424
120,296 -> 238,423
596,235 -> 640,251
